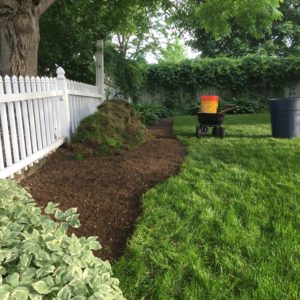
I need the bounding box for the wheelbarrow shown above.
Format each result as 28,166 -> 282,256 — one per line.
195,106 -> 237,138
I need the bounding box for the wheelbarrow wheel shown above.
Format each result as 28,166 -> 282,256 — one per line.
212,126 -> 219,137
195,125 -> 203,138
219,127 -> 225,138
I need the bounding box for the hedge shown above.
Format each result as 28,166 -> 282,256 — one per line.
145,55 -> 300,91
142,55 -> 300,111
0,180 -> 124,300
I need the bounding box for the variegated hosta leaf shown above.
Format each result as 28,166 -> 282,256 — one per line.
0,180 -> 125,299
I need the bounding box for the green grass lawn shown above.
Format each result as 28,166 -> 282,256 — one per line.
113,113 -> 300,299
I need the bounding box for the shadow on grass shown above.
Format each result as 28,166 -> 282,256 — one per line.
225,133 -> 271,139
178,131 -> 271,139
224,117 -> 271,126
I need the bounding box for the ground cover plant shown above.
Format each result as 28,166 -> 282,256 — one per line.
0,180 -> 124,299
132,103 -> 170,126
71,100 -> 151,156
114,113 -> 300,299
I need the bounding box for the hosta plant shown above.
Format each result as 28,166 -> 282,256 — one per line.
0,180 -> 125,300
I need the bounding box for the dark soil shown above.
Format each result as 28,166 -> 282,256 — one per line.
20,119 -> 185,261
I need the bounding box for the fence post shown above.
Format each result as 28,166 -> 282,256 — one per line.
57,67 -> 71,141
96,39 -> 105,99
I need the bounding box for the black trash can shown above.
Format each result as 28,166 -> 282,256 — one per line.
268,97 -> 300,138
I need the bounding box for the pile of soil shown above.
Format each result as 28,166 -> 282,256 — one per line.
71,100 -> 151,156
21,119 -> 185,261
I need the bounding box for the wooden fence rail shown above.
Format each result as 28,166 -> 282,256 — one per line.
0,67 -> 102,179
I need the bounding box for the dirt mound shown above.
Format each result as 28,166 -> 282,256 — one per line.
71,100 -> 151,156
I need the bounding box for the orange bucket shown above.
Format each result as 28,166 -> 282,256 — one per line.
200,95 -> 219,113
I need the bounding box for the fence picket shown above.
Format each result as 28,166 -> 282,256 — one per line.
0,132 -> 3,171
25,76 -> 38,153
12,76 -> 26,161
0,76 -> 7,170
19,76 -> 32,157
74,82 -> 79,128
70,96 -> 75,134
52,78 -> 62,138
36,77 -> 48,147
31,76 -> 43,151
45,77 -> 55,143
5,75 -> 20,164
42,77 -> 51,144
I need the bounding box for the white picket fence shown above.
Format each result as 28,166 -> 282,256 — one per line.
0,67 -> 102,179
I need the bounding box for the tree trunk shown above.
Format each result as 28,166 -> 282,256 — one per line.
0,0 -> 56,76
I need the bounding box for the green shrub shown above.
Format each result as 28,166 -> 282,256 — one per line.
145,56 -> 300,92
132,103 -> 170,126
219,98 -> 263,114
0,180 -> 124,300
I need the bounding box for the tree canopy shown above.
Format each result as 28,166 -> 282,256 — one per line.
39,0 -> 168,82
159,38 -> 188,64
168,0 -> 283,38
0,0 -> 291,76
190,0 -> 300,57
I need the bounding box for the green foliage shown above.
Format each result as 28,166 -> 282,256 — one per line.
159,38 -> 188,64
104,43 -> 145,101
133,103 -> 170,126
72,153 -> 85,161
39,0 -> 168,83
219,98 -> 263,114
143,55 -> 300,111
0,180 -> 124,299
191,0 -> 300,57
72,100 -> 151,156
112,6 -> 167,60
168,0 -> 283,40
146,55 -> 300,91
114,113 -> 300,299
195,0 -> 283,38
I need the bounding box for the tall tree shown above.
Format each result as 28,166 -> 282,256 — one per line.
39,0 -> 168,82
0,0 -> 56,76
0,0 -> 284,77
190,0 -> 300,57
167,0 -> 284,55
159,38 -> 188,64
112,7 -> 169,60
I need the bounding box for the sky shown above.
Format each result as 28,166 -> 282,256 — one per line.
144,12 -> 201,63
112,9 -> 201,64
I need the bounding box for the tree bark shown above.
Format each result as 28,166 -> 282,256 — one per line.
0,0 -> 56,76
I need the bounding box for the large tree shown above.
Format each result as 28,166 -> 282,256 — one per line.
39,0 -> 163,82
39,0 -> 168,82
167,0 -> 284,56
0,0 -> 56,76
159,38 -> 188,64
0,0 -> 284,77
190,0 -> 300,57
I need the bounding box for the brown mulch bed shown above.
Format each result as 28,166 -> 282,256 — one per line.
20,119 -> 185,261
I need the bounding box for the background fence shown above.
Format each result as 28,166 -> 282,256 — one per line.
0,67 -> 102,179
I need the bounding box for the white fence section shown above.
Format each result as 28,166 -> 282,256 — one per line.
0,67 -> 102,179
67,79 -> 100,134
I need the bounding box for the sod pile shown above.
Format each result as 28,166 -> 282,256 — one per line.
71,100 -> 151,156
